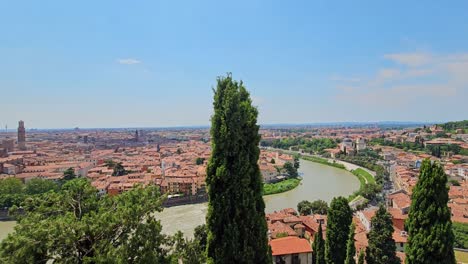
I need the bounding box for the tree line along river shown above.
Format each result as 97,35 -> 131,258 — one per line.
0,159 -> 359,241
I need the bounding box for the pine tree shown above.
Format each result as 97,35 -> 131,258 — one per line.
406,159 -> 456,264
325,196 -> 353,264
345,224 -> 356,264
313,223 -> 325,264
357,250 -> 365,264
365,205 -> 399,264
206,74 -> 270,264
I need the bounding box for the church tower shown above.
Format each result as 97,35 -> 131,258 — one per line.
18,120 -> 26,150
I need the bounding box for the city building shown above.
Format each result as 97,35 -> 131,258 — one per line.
17,120 -> 26,150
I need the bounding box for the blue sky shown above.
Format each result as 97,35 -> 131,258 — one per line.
1,1 -> 467,128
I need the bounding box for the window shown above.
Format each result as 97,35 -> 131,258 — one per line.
275,256 -> 286,264
292,254 -> 301,264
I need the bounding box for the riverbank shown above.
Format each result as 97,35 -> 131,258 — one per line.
301,156 -> 346,170
264,178 -> 301,195
298,155 -> 376,202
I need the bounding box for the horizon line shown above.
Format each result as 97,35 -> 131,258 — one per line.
0,120 -> 449,132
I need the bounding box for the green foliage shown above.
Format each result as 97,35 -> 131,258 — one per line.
298,200 -> 312,215
427,143 -> 463,157
365,205 -> 399,264
294,155 -> 300,169
325,196 -> 353,264
313,223 -> 325,264
344,224 -> 356,264
25,178 -> 58,195
310,200 -> 329,215
453,222 -> 468,249
194,224 -> 208,252
359,183 -> 382,201
104,159 -> 116,168
171,231 -> 206,264
348,169 -> 381,202
0,178 -> 173,263
283,161 -> 299,178
196,157 -> 205,165
206,74 -> 270,264
270,158 -> 275,164
370,138 -> 425,152
275,232 -> 289,238
263,178 -> 301,195
450,179 -> 461,186
357,251 -> 365,264
112,162 -> 128,176
301,156 -> 346,169
62,167 -> 76,181
260,137 -> 338,154
351,168 -> 375,184
406,159 -> 456,264
440,120 -> 468,132
298,199 -> 328,215
0,178 -> 26,208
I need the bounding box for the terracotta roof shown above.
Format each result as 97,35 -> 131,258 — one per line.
270,236 -> 312,256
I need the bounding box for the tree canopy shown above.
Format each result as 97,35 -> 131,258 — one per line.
0,178 -> 173,263
206,74 -> 270,263
313,223 -> 325,264
365,205 -> 399,264
325,196 -> 353,264
344,223 -> 356,264
406,159 -> 456,264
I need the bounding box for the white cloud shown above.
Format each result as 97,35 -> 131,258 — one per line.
383,53 -> 431,67
334,51 -> 468,110
117,58 -> 141,65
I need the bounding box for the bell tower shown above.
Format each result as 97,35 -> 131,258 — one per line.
18,120 -> 26,150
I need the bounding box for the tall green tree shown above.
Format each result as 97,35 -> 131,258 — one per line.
206,74 -> 270,263
313,223 -> 325,264
0,178 -> 171,263
406,159 -> 456,264
325,196 -> 353,264
357,250 -> 365,264
365,205 -> 399,264
345,224 -> 356,264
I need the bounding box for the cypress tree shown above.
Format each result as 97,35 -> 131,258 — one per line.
325,196 -> 353,264
357,250 -> 365,264
406,159 -> 456,264
206,74 -> 270,264
344,224 -> 356,264
365,205 -> 399,264
313,223 -> 325,264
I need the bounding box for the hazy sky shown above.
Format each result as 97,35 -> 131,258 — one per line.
1,1 -> 467,129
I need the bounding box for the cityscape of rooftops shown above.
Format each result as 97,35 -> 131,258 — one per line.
0,1 -> 467,263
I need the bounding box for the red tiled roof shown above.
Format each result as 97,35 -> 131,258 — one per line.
270,236 -> 312,256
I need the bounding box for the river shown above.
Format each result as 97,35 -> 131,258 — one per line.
0,159 -> 359,241
155,159 -> 359,237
